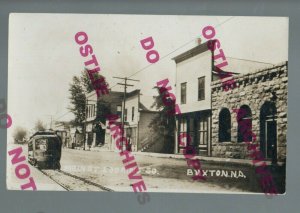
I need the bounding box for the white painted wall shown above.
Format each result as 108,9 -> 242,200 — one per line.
175,50 -> 212,113
123,94 -> 140,125
86,91 -> 97,122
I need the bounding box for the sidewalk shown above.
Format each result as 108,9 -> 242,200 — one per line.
73,145 -> 262,167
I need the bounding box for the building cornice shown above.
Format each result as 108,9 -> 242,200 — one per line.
211,61 -> 288,92
172,41 -> 210,64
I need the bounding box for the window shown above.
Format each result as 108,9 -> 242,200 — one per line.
219,108 -> 231,142
132,107 -> 135,121
124,108 -> 128,121
35,138 -> 47,150
198,77 -> 205,101
181,82 -> 187,104
117,105 -> 122,118
197,115 -> 208,145
91,105 -> 94,117
179,117 -> 188,147
237,105 -> 252,142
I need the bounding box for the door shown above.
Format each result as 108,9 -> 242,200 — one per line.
197,115 -> 209,156
265,119 -> 277,163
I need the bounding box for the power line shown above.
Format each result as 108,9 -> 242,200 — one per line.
49,17 -> 235,124
54,111 -> 72,120
109,16 -> 235,90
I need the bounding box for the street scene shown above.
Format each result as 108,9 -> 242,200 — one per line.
7,14 -> 287,195
8,143 -> 285,193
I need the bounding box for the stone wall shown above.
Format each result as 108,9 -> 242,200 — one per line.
211,61 -> 288,162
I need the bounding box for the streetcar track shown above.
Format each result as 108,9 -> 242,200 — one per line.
39,169 -> 114,192
39,169 -> 71,191
59,170 -> 114,191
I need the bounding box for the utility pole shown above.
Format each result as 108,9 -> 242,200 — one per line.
113,77 -> 140,151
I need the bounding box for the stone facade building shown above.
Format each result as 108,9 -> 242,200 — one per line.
211,62 -> 288,163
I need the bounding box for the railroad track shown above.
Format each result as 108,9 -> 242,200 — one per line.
40,169 -> 114,192
40,169 -> 71,191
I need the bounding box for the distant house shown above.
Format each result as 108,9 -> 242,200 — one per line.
84,90 -> 123,149
54,121 -> 72,148
106,89 -> 160,152
84,91 -> 97,149
70,127 -> 83,148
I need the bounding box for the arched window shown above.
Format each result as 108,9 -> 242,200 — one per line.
237,105 -> 252,142
219,108 -> 231,142
260,102 -> 277,161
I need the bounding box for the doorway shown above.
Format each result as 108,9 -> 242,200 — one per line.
260,102 -> 277,163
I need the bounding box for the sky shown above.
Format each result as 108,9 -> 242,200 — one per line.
7,13 -> 288,139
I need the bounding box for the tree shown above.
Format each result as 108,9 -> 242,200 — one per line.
80,68 -> 95,93
148,87 -> 176,153
13,127 -> 28,143
69,69 -> 109,129
34,120 -> 46,131
69,75 -> 86,128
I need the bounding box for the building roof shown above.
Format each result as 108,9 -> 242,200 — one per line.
86,90 -> 124,107
123,89 -> 157,112
172,41 -> 209,63
139,95 -> 157,112
172,40 -> 275,79
126,89 -> 140,99
218,57 -> 275,75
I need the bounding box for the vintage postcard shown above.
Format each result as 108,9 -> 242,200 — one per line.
7,13 -> 288,201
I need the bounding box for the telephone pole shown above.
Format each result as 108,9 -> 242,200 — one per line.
113,77 -> 140,151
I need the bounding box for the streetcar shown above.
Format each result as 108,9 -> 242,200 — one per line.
28,130 -> 62,169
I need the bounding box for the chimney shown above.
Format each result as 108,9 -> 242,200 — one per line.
196,38 -> 202,45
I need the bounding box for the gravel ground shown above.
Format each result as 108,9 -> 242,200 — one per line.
8,144 -> 284,194
58,148 -> 248,193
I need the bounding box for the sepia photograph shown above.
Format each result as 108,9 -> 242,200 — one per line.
7,13 -> 288,199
